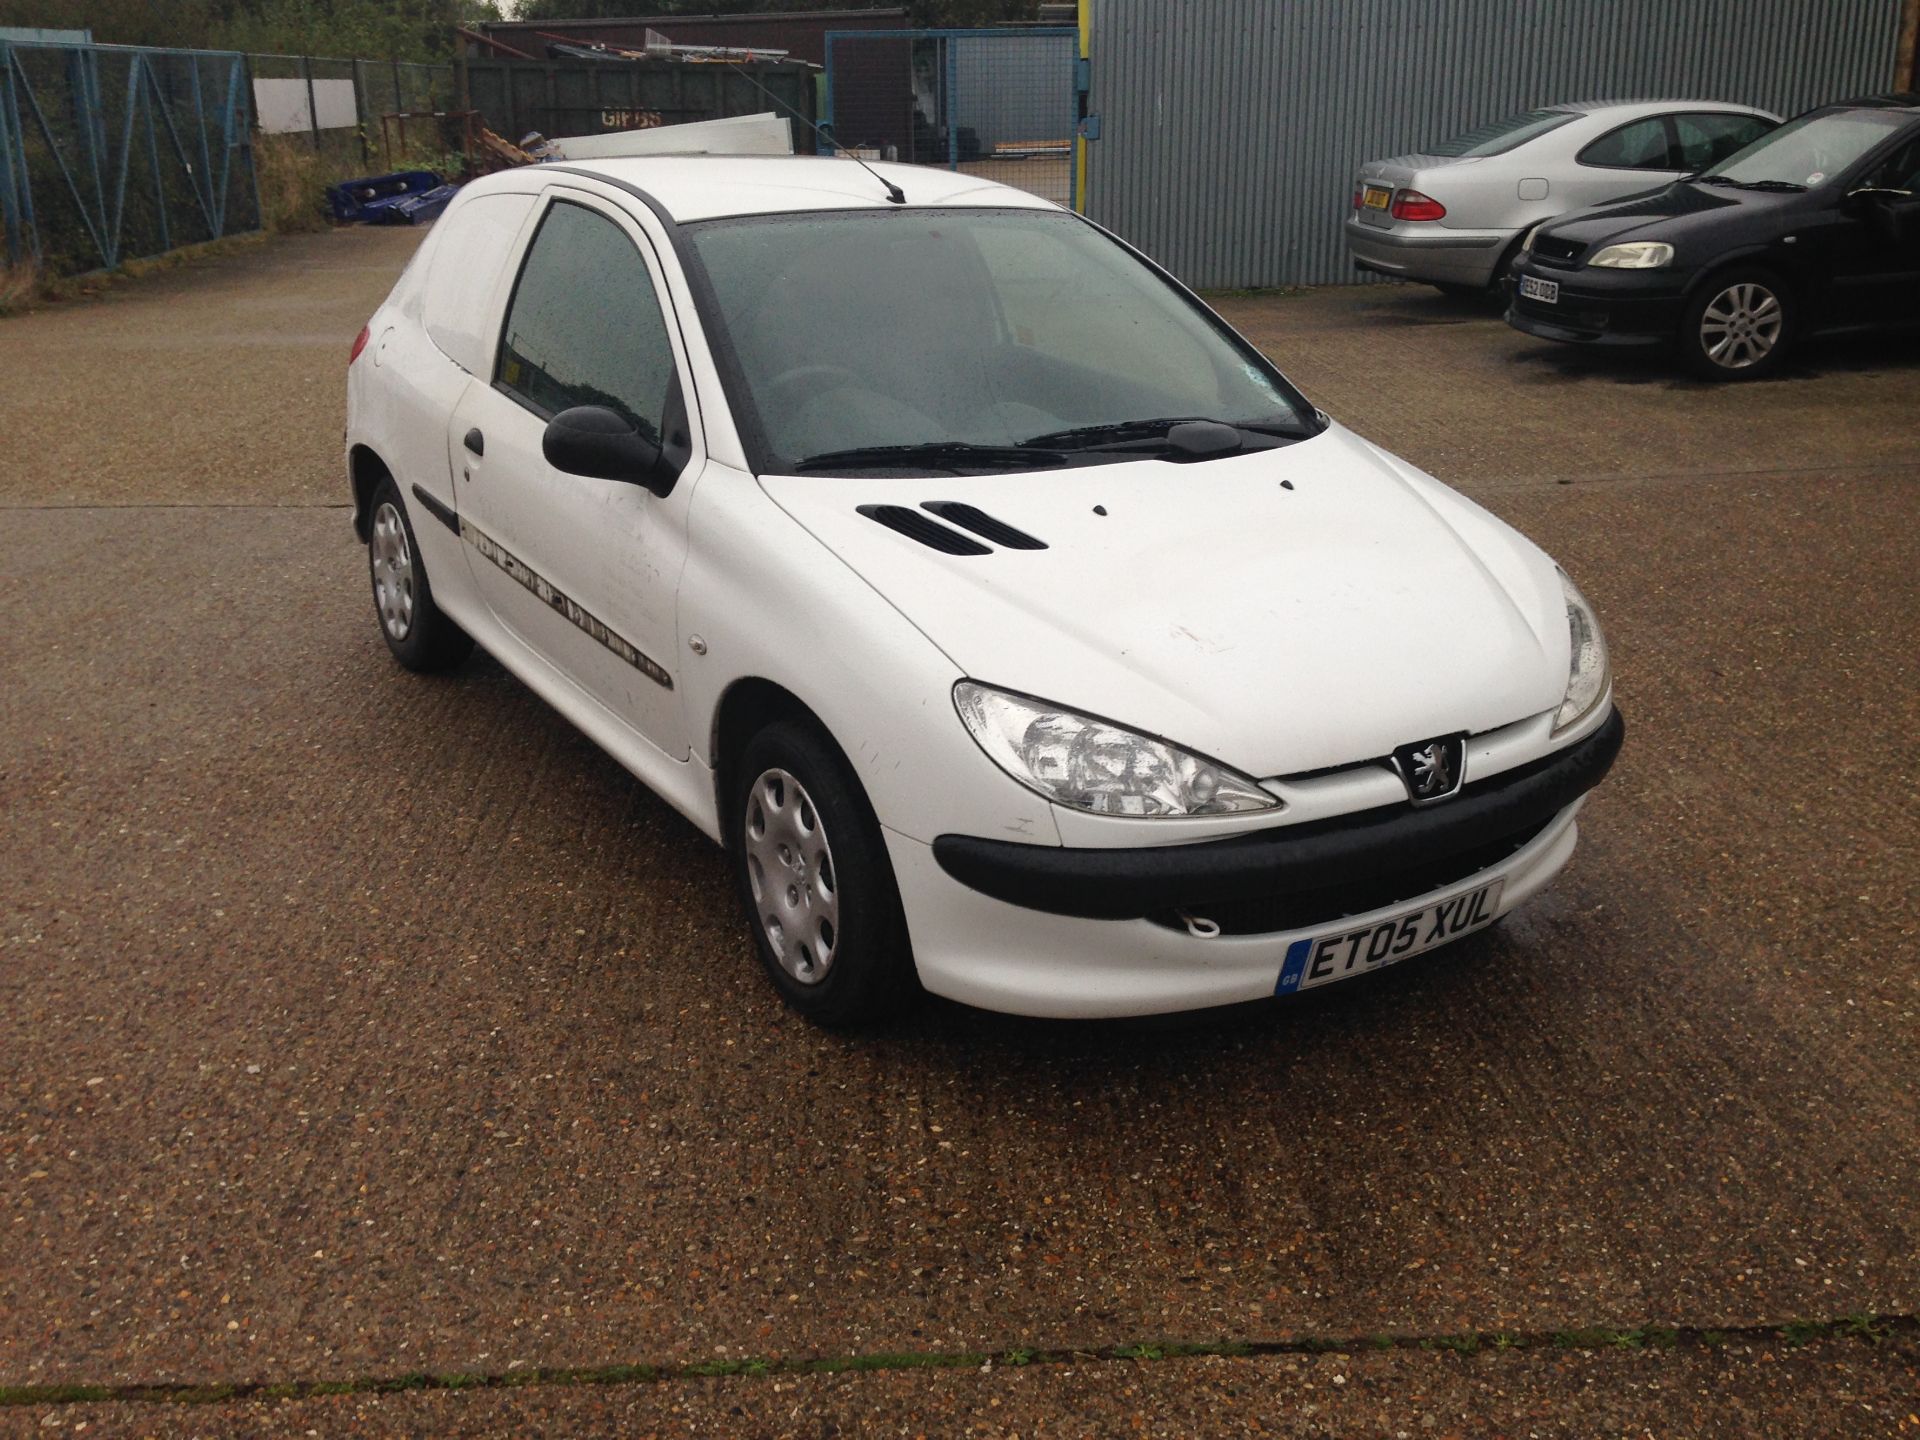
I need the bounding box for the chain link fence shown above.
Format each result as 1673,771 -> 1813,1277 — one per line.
823,28 -> 1078,207
246,52 -> 455,168
1,39 -> 261,274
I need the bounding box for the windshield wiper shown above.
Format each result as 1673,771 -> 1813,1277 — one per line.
1019,416 -> 1311,451
1019,416 -> 1207,448
791,442 -> 1066,474
1733,178 -> 1807,192
1693,174 -> 1742,187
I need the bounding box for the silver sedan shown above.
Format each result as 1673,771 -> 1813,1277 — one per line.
1346,100 -> 1777,296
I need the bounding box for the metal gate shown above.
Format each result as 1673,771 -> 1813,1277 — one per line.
822,27 -> 1080,208
0,39 -> 260,273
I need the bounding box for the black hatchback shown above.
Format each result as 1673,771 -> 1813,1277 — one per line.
1505,96 -> 1920,379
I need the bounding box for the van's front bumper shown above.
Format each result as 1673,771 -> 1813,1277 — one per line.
892,710 -> 1623,1018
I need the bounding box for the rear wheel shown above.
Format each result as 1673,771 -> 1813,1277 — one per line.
731,719 -> 914,1026
1682,269 -> 1794,380
1433,235 -> 1527,305
367,476 -> 473,672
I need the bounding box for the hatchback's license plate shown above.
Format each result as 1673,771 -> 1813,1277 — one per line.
1275,880 -> 1504,994
1520,275 -> 1559,304
1362,184 -> 1391,210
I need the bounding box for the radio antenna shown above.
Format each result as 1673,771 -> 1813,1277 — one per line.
718,57 -> 906,204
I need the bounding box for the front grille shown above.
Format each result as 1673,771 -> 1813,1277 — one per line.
1148,816 -> 1550,936
1530,234 -> 1586,268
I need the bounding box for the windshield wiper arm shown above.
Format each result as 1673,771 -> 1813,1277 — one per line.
1734,178 -> 1808,192
791,442 -> 1066,473
1019,416 -> 1311,451
1019,417 -> 1208,448
1693,174 -> 1741,187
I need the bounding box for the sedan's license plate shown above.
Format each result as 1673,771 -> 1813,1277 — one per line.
1362,184 -> 1392,210
1275,880 -> 1504,995
1520,275 -> 1559,304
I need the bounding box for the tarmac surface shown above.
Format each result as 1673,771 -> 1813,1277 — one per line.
2,226 -> 1917,1435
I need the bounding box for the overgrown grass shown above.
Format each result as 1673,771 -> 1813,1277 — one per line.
0,255 -> 41,316
255,128 -> 465,236
254,132 -> 343,235
2,126 -> 463,318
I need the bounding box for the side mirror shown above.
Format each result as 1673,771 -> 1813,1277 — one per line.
542,405 -> 670,494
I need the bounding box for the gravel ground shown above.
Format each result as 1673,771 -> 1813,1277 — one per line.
7,1334 -> 1917,1438
2,225 -> 1916,1435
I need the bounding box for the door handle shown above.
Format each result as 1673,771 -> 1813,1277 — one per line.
463,428 -> 485,456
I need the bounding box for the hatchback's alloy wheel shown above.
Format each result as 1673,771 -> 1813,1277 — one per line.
743,767 -> 839,986
370,500 -> 416,640
1698,281 -> 1783,370
1682,270 -> 1794,381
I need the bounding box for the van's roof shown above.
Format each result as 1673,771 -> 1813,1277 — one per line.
550,154 -> 1061,223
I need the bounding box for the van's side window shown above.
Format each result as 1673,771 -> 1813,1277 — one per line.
496,200 -> 673,441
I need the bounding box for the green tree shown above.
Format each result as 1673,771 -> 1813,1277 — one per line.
0,0 -> 470,60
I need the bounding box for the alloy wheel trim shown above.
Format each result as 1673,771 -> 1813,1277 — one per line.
1699,281 -> 1783,370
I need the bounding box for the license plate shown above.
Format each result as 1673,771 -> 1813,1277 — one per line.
1361,184 -> 1391,210
1520,275 -> 1559,304
1275,879 -> 1504,995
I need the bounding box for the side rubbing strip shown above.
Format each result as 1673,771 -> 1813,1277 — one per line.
461,520 -> 674,690
409,483 -> 460,534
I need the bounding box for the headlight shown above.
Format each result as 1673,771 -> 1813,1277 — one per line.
953,682 -> 1278,817
1588,241 -> 1673,269
1519,223 -> 1543,255
1554,571 -> 1610,734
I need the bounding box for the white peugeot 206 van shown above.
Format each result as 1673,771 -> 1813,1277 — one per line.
346,155 -> 1622,1026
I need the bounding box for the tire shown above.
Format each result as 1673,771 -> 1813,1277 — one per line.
1681,268 -> 1795,380
730,719 -> 915,1026
1433,238 -> 1523,305
366,476 -> 473,672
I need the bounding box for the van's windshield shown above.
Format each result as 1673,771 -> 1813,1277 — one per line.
681,207 -> 1318,475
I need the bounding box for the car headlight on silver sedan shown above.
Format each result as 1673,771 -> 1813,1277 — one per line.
953,682 -> 1279,817
1554,571 -> 1610,734
1587,241 -> 1673,269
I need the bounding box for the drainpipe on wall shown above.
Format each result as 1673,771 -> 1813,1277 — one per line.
1900,0 -> 1920,90
1075,0 -> 1090,213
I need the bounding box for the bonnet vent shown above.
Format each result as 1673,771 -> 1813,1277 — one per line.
856,504 -> 991,556
921,502 -> 1048,550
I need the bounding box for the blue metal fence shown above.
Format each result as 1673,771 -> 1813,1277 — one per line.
823,28 -> 1080,209
0,39 -> 261,273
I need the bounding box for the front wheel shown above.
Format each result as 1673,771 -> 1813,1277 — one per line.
731,719 -> 914,1026
1681,270 -> 1794,380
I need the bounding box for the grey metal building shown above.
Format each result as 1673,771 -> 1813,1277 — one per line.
1084,0 -> 1913,288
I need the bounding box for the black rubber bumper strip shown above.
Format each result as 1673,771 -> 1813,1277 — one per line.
932,708 -> 1625,920
409,483 -> 460,534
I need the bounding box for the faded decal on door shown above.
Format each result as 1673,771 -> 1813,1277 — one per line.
462,520 -> 674,689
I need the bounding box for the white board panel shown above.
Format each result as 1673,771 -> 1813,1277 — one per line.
254,77 -> 358,135
544,113 -> 792,160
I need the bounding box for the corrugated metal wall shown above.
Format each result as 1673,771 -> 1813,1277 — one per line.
1086,0 -> 1907,288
